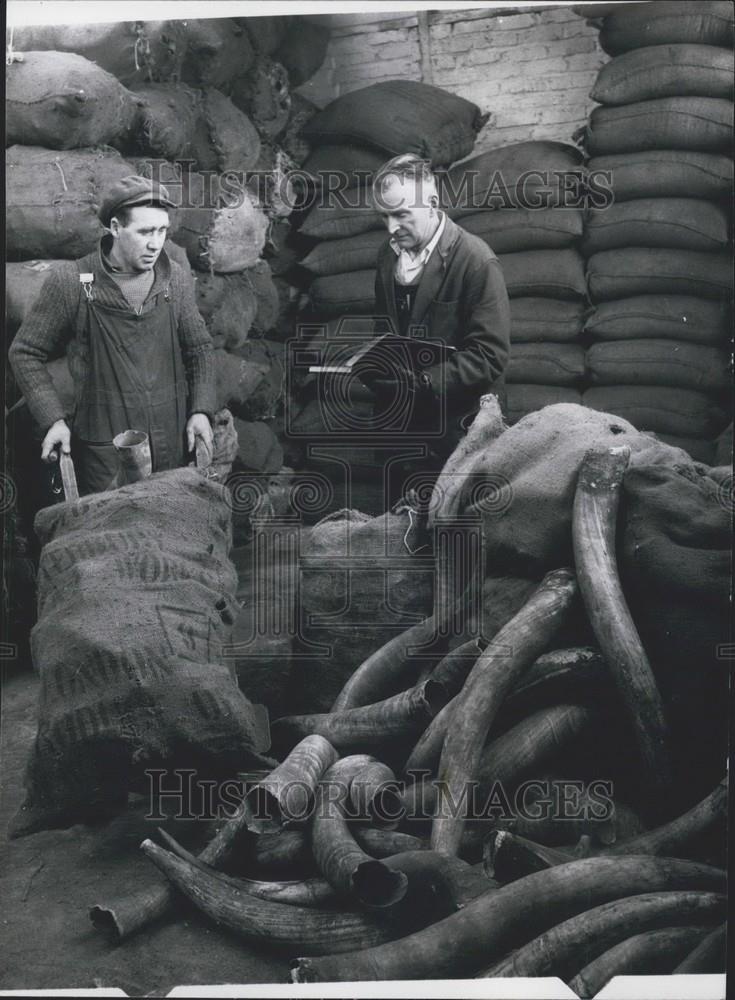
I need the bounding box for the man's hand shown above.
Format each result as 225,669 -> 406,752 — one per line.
186,412 -> 214,462
362,367 -> 433,401
41,419 -> 71,463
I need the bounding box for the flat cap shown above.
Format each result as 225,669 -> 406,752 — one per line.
99,175 -> 175,226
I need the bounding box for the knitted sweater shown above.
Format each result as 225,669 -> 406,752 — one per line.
103,256 -> 155,312
9,241 -> 216,433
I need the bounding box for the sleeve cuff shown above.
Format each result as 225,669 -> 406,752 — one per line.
36,403 -> 70,434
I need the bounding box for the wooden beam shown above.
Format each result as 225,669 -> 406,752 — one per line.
428,5 -> 563,26
324,13 -> 419,36
416,10 -> 433,84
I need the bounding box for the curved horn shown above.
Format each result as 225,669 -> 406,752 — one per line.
431,568 -> 578,856
290,855 -> 725,982
573,445 -> 672,804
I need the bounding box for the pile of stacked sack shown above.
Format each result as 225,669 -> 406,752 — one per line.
5,16 -> 330,494
442,141 -> 589,424
577,0 -> 733,464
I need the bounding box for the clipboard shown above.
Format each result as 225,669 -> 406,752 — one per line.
308,333 -> 456,376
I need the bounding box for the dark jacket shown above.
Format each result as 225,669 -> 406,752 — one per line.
9,241 -> 215,434
374,214 -> 511,452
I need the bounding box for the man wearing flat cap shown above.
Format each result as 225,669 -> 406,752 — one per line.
9,175 -> 215,494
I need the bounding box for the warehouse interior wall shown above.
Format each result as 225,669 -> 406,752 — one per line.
298,5 -> 606,150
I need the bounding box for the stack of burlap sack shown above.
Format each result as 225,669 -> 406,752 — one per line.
5,16 -> 330,482
578,1 -> 733,465
441,141 -> 590,424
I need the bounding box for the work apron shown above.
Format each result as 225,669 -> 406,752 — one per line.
72,281 -> 188,495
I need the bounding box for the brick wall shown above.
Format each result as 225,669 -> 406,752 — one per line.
297,6 -> 607,154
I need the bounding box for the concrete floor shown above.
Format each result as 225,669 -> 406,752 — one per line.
0,661 -> 288,995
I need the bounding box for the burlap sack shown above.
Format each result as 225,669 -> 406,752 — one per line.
510,299 -> 585,343
583,295 -> 731,344
471,572 -> 595,652
214,349 -> 268,418
129,83 -> 202,162
583,386 -> 729,438
600,2 -> 734,55
302,80 -> 485,166
179,17 -> 255,90
282,394 -> 375,469
199,88 -> 262,173
240,15 -> 289,55
194,271 -> 257,351
585,97 -> 733,156
209,407 -> 240,480
6,51 -> 141,149
265,219 -> 300,277
586,249 -> 733,302
6,146 -> 136,260
8,20 -> 186,86
281,93 -> 317,165
6,261 -> 65,335
274,20 -> 330,86
300,230 -> 386,277
714,422 -> 732,465
505,385 -> 582,424
303,144 -> 387,189
246,260 -> 281,336
591,44 -> 734,104
506,343 -> 586,387
655,434 -> 716,465
228,55 -> 291,139
460,208 -> 583,254
230,523 -> 297,715
582,197 -> 729,256
299,201 -> 383,240
10,468 -> 272,838
174,172 -> 268,273
214,339 -> 284,421
244,140 -> 299,220
228,339 -> 285,420
587,150 -> 733,202
233,418 -> 284,474
620,461 -> 730,802
290,508 -> 434,713
163,239 -> 189,269
131,83 -> 260,173
587,340 -> 729,392
459,402 -> 693,576
498,249 -> 587,300
271,279 -> 301,341
308,270 -> 377,315
442,141 -> 584,217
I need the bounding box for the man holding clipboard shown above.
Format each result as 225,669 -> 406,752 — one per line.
363,153 -> 511,462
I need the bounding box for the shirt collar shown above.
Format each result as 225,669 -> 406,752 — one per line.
98,234 -> 171,286
390,211 -> 446,262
